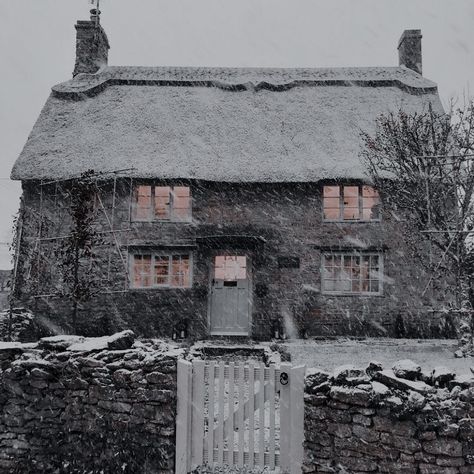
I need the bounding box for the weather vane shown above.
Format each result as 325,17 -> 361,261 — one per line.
89,0 -> 101,26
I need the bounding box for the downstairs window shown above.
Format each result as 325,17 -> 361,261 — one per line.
322,253 -> 383,295
131,253 -> 192,288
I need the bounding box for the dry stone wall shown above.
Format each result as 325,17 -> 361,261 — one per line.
0,331 -> 182,474
304,360 -> 474,473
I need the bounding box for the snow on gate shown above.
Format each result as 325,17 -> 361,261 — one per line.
176,359 -> 305,474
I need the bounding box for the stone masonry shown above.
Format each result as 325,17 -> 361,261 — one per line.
14,180 -> 455,340
304,361 -> 474,473
0,331 -> 181,473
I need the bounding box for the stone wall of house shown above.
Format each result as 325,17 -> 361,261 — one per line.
304,360 -> 474,473
13,180 -> 455,340
0,331 -> 180,473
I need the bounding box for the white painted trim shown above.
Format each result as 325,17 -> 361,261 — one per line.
131,183 -> 193,223
320,251 -> 384,296
128,250 -> 194,289
207,253 -> 253,337
322,183 -> 382,223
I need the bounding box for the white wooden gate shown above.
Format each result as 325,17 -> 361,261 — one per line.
176,360 -> 305,474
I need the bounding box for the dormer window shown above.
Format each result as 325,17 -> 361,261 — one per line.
133,185 -> 191,222
323,185 -> 380,222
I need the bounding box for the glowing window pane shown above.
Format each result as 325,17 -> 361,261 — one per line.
344,186 -> 359,197
155,186 -> 171,219
135,186 -> 152,220
214,256 -> 247,280
154,256 -> 169,286
171,255 -> 190,287
323,186 -> 340,197
134,255 -> 152,288
343,207 -> 360,220
173,187 -> 191,220
322,253 -> 382,294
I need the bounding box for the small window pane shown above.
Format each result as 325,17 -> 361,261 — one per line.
134,254 -> 152,288
324,208 -> 340,220
155,186 -> 171,219
174,186 -> 190,197
362,186 -> 378,197
135,186 -> 152,220
344,186 -> 359,197
343,207 -> 360,220
154,256 -> 169,285
323,186 -> 340,197
171,255 -> 190,287
173,186 -> 191,220
323,186 -> 341,220
370,280 -> 380,293
362,187 -> 380,221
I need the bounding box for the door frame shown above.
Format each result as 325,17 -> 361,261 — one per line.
207,252 -> 253,337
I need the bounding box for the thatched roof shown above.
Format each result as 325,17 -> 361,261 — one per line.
11,66 -> 443,182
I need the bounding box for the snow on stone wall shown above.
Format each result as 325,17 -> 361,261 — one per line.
304,361 -> 474,473
0,331 -> 183,473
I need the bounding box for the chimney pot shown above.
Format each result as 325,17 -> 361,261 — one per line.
398,29 -> 422,75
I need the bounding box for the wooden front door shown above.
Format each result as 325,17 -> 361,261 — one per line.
210,256 -> 250,336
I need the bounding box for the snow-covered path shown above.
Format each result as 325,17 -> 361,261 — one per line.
282,338 -> 472,374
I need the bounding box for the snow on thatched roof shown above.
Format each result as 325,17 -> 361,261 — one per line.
11,66 -> 443,182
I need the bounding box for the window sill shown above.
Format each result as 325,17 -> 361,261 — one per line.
129,286 -> 192,291
322,220 -> 382,224
131,219 -> 193,224
321,291 -> 384,297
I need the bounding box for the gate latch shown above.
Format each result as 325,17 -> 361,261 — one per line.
280,372 -> 289,386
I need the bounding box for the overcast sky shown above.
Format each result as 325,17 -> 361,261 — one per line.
0,0 -> 473,268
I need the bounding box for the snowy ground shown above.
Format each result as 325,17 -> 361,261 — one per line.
281,338 -> 472,374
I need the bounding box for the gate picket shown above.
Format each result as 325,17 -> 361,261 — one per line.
248,361 -> 255,468
229,362 -> 235,464
206,361 -> 215,466
217,361 -> 225,465
258,362 -> 265,468
269,364 -> 276,470
237,363 -> 245,467
176,359 -> 305,474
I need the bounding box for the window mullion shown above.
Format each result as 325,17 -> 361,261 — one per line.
339,186 -> 343,221
151,255 -> 155,287
168,255 -> 172,286
169,187 -> 174,220
151,185 -> 155,221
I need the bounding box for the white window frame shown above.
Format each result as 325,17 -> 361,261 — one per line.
321,252 -> 383,296
322,184 -> 381,222
129,251 -> 193,289
132,184 -> 192,222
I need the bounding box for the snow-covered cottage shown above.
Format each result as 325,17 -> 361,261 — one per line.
10,13 -> 450,339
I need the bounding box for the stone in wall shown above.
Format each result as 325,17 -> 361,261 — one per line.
0,331 -> 184,473
304,359 -> 474,473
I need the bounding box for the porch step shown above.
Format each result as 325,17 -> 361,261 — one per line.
189,341 -> 280,364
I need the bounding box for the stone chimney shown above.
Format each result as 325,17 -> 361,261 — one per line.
73,9 -> 110,77
398,29 -> 422,75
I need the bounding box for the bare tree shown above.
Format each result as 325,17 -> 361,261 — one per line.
361,102 -> 474,356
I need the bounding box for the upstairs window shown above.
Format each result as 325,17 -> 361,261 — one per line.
322,253 -> 382,295
134,185 -> 191,221
323,185 -> 380,221
131,253 -> 192,288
